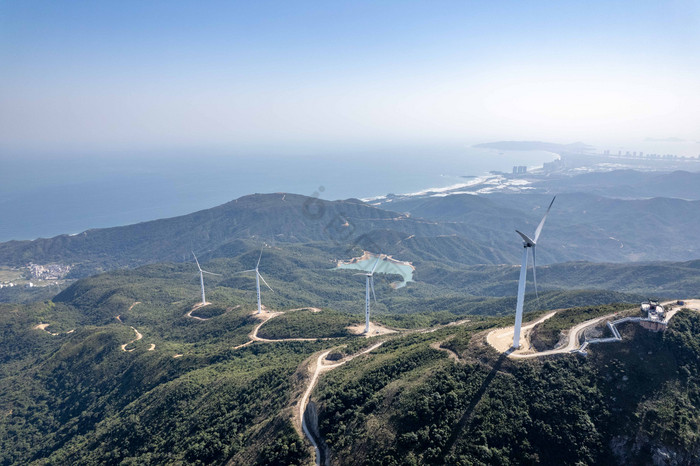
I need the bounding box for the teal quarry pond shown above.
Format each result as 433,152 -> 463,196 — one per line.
336,253 -> 414,288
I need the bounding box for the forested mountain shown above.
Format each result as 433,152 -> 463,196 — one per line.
381,192 -> 700,264
0,193 -> 454,274
2,190 -> 700,279
315,311 -> 700,465
1,254 -> 699,464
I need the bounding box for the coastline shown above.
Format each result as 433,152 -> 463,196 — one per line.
360,149 -> 562,205
362,149 -> 562,204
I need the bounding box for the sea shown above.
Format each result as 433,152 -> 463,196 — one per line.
2,140 -> 694,242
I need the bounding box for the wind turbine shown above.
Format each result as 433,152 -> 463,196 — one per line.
356,255 -> 382,333
239,248 -> 273,313
512,196 -> 556,349
192,251 -> 221,305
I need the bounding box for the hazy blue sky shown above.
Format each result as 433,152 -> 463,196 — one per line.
2,0 -> 699,155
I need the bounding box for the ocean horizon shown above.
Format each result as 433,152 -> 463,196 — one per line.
1,147 -> 558,242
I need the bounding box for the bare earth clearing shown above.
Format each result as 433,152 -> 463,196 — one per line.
486,311 -> 558,354
663,299 -> 700,321
347,321 -> 397,337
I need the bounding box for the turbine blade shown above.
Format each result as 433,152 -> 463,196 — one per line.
202,270 -> 221,276
532,246 -> 539,301
257,247 -> 264,269
236,269 -> 256,274
533,196 -> 556,243
258,272 -> 273,292
370,276 -> 377,303
516,230 -> 535,246
192,251 -> 202,271
370,255 -> 382,275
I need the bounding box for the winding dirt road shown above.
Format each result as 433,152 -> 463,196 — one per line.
186,302 -> 211,321
430,341 -> 461,362
33,323 -> 75,336
299,341 -> 386,465
127,301 -> 141,312
510,313 -> 615,359
229,305 -> 475,464
232,310 -> 283,349
487,299 -> 700,359
293,317 -> 475,463
233,308 -> 327,349
186,304 -> 241,321
487,310 -> 623,359
120,326 -> 143,352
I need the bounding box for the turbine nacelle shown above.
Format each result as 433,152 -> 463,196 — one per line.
516,230 -> 535,248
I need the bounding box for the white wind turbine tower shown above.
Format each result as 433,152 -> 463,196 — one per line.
240,248 -> 273,314
512,197 -> 556,349
192,251 -> 221,305
357,256 -> 382,333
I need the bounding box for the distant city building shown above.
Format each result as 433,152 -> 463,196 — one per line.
542,158 -> 564,172
511,165 -> 527,174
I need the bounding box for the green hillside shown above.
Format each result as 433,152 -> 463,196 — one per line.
315,310 -> 700,465
1,246 -> 699,464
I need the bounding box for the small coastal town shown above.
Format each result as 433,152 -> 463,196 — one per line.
0,263 -> 71,289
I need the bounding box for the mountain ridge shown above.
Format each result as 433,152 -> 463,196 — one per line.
3,189 -> 700,282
